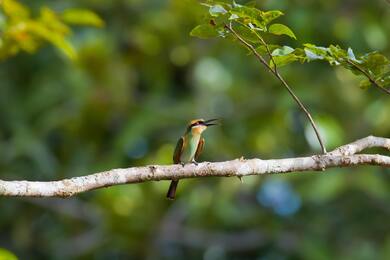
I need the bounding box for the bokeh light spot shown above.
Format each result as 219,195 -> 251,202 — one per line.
169,45 -> 191,66
257,179 -> 301,217
194,57 -> 232,91
125,137 -> 149,159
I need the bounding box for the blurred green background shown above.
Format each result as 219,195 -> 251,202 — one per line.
0,0 -> 389,259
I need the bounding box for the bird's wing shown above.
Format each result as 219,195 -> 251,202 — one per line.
173,137 -> 184,164
195,137 -> 205,161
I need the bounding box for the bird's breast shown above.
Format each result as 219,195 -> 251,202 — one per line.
180,134 -> 201,163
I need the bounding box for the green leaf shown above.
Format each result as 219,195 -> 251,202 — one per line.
209,5 -> 227,17
347,47 -> 359,63
360,52 -> 390,75
271,46 -> 295,56
260,10 -> 283,25
328,44 -> 347,60
51,37 -> 77,60
62,9 -> 104,27
244,1 -> 258,7
229,13 -> 239,20
28,22 -> 77,60
2,0 -> 30,19
359,79 -> 372,89
234,24 -> 259,43
230,5 -> 259,19
269,47 -> 306,67
293,48 -> 308,63
271,53 -> 299,67
230,6 -> 265,30
0,248 -> 18,260
255,44 -> 281,55
304,50 -> 324,61
40,7 -> 70,35
303,44 -> 328,61
190,24 -> 219,39
378,71 -> 390,87
268,23 -> 296,39
210,12 -> 230,28
302,44 -> 345,65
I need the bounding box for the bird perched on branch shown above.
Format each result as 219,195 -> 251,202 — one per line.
166,118 -> 219,200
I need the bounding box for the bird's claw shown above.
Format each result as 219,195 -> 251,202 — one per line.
191,160 -> 198,166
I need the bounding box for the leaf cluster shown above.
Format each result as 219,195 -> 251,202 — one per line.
191,1 -> 295,40
0,0 -> 104,60
190,1 -> 390,92
302,44 -> 390,90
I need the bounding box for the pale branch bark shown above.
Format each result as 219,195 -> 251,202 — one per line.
0,136 -> 389,198
329,135 -> 390,156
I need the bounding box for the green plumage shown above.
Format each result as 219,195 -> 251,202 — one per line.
167,131 -> 204,200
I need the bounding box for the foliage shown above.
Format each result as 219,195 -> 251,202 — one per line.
191,1 -> 390,92
302,44 -> 390,90
0,0 -> 104,60
0,248 -> 18,260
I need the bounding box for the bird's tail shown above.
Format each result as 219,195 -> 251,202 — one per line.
166,180 -> 179,200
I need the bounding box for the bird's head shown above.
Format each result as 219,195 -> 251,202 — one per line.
186,118 -> 219,135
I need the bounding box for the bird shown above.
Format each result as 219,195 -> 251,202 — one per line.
166,118 -> 219,200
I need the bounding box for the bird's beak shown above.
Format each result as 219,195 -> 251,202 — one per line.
204,118 -> 220,127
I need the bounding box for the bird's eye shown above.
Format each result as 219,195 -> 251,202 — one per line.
191,121 -> 203,127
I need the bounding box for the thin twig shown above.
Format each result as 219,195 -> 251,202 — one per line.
347,60 -> 390,95
252,29 -> 278,73
224,24 -> 327,153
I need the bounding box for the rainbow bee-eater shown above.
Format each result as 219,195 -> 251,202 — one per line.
166,118 -> 219,200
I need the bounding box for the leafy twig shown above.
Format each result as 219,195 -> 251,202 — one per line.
251,29 -> 278,73
224,24 -> 327,153
347,60 -> 390,95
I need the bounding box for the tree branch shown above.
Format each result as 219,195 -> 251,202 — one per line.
0,136 -> 388,198
329,135 -> 390,156
224,24 -> 327,153
347,60 -> 390,95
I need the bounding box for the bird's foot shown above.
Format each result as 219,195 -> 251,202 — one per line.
191,159 -> 198,166
180,162 -> 185,167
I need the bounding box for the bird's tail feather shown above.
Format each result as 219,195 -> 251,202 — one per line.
166,180 -> 179,200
